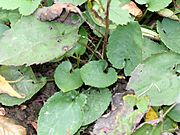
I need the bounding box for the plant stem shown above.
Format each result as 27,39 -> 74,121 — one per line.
102,0 -> 111,59
141,27 -> 160,40
163,102 -> 177,118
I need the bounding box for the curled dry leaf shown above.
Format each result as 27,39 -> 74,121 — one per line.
0,116 -> 26,135
122,1 -> 142,18
0,75 -> 25,99
0,107 -> 5,116
36,3 -> 82,21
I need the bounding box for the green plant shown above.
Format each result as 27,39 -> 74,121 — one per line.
0,0 -> 179,135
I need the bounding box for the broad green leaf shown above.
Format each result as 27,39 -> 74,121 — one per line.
168,103 -> 180,122
0,23 -> 9,37
38,91 -> 87,135
157,18 -> 180,54
0,66 -> 46,106
80,60 -> 117,88
82,88 -> 111,125
65,26 -> 88,56
0,0 -> 41,15
135,0 -> 172,11
93,95 -> 149,135
54,61 -> 83,92
54,0 -> 87,5
0,9 -> 21,26
0,15 -> 80,66
107,21 -> 143,75
127,52 -> 180,106
133,123 -> 162,135
142,38 -> 167,60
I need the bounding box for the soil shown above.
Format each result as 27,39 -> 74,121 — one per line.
0,62 -> 128,135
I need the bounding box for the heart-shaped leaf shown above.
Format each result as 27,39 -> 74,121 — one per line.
80,60 -> 117,88
107,21 -> 143,75
54,61 -> 83,92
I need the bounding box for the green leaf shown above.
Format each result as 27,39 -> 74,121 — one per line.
38,91 -> 87,135
0,0 -> 41,15
142,38 -> 167,60
109,1 -> 132,25
135,0 -> 172,11
0,66 -> 46,106
54,61 -> 83,92
157,18 -> 180,54
82,88 -> 111,125
87,0 -> 132,27
93,95 -> 149,135
107,21 -> 143,75
0,23 -> 9,37
0,15 -> 80,66
54,0 -> 87,5
127,52 -> 180,106
133,123 -> 162,135
0,9 -> 21,27
80,60 -> 117,88
168,103 -> 180,122
65,26 -> 88,56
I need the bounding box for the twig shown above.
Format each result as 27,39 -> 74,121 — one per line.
102,0 -> 111,59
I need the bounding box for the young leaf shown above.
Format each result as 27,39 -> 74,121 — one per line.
0,116 -> 26,135
54,61 -> 83,92
127,52 -> 180,106
135,0 -> 172,11
0,66 -> 46,106
80,60 -> 117,88
82,88 -> 111,126
65,26 -> 88,56
106,21 -> 143,75
157,18 -> 180,54
0,75 -> 25,99
0,15 -> 80,66
38,91 -> 87,135
0,0 -> 41,15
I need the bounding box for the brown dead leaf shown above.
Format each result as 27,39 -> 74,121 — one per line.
0,75 -> 25,99
0,107 -> 5,116
36,3 -> 82,21
0,116 -> 26,135
122,1 -> 142,18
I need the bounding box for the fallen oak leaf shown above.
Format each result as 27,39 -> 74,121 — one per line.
0,116 -> 26,135
0,75 -> 25,99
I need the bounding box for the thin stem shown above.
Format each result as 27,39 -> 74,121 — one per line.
89,37 -> 103,61
102,0 -> 111,59
163,102 -> 177,118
